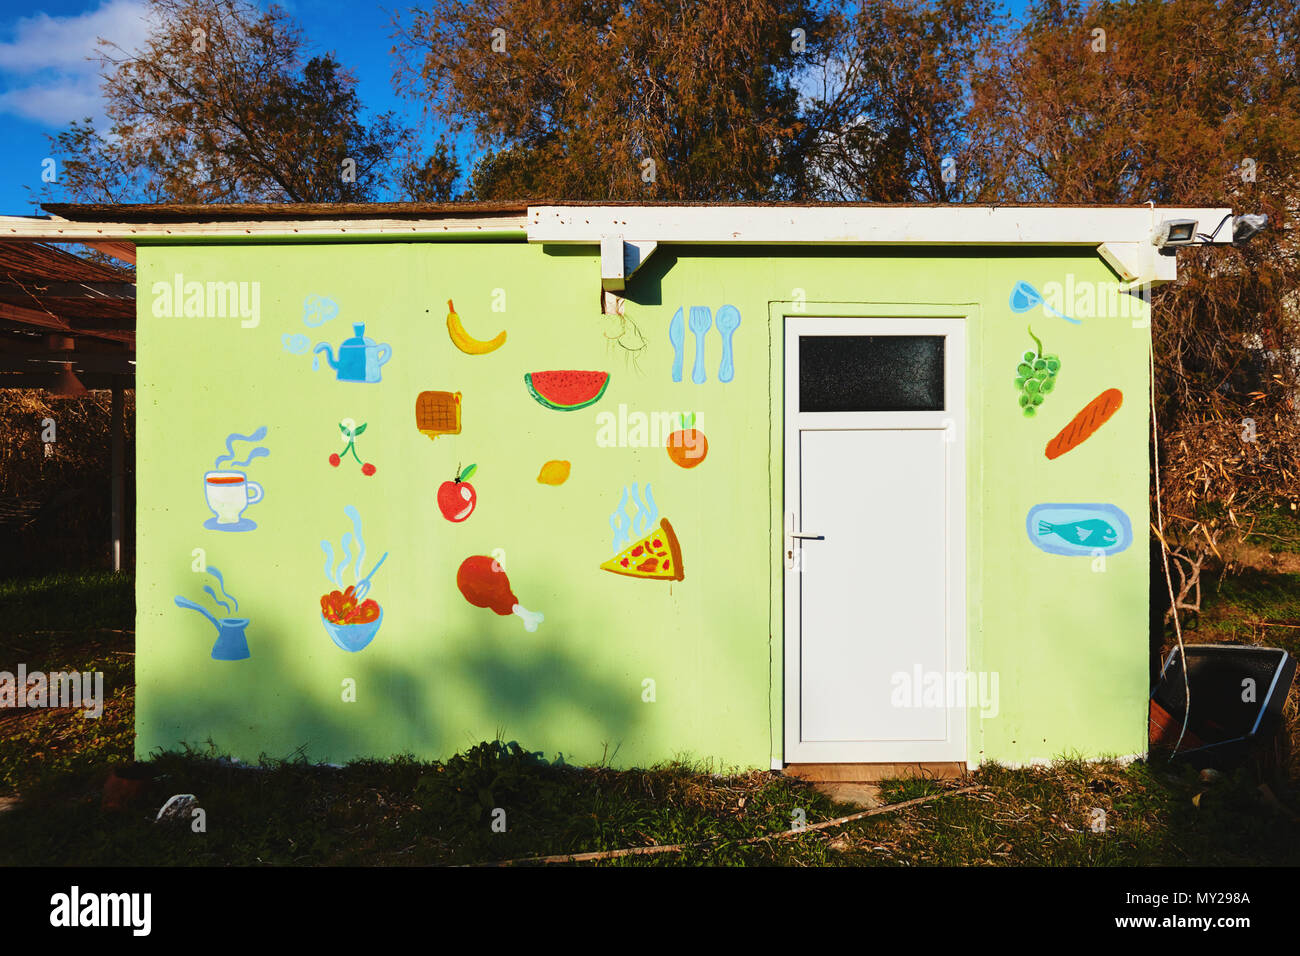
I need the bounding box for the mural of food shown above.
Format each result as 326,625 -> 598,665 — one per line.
437,463 -> 478,522
603,483 -> 683,580
173,565 -> 250,661
312,323 -> 392,383
456,556 -> 545,632
319,506 -> 388,652
321,586 -> 380,627
415,390 -> 462,441
446,299 -> 506,355
328,418 -> 375,475
601,518 -> 685,581
1045,389 -> 1123,459
666,412 -> 708,468
203,426 -> 269,532
1025,503 -> 1132,557
1010,280 -> 1081,325
1014,327 -> 1061,419
525,370 -> 610,411
537,460 -> 571,485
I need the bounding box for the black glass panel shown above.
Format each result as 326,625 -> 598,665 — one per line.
799,335 -> 944,412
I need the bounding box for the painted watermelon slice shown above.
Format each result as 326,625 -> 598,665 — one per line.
525,370 -> 610,411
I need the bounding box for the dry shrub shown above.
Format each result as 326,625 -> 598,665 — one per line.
0,389 -> 135,575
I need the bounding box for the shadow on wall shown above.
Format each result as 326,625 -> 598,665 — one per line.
140,614 -> 643,768
596,243 -> 1095,313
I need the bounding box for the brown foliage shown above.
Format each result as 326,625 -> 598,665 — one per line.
47,0 -> 422,203
0,391 -> 134,575
971,0 -> 1300,553
391,0 -> 827,200
797,0 -> 1003,201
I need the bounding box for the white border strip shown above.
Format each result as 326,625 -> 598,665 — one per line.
528,205 -> 1230,247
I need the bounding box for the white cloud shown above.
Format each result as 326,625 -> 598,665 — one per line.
0,0 -> 154,127
0,80 -> 104,124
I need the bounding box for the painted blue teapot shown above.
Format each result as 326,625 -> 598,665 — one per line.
313,323 -> 392,383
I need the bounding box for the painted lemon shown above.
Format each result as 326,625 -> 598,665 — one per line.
537,460 -> 571,485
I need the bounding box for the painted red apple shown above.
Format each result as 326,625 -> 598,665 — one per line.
437,463 -> 478,522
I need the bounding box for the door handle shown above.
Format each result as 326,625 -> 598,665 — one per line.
785,512 -> 824,570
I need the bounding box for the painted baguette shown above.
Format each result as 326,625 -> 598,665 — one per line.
1045,388 -> 1123,460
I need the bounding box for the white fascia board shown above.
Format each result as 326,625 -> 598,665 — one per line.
0,213 -> 529,241
529,205 -> 1231,248
530,205 -> 1230,285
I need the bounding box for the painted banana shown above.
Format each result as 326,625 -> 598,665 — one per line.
446,299 -> 506,355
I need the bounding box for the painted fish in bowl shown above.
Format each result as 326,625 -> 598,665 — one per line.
320,585 -> 383,652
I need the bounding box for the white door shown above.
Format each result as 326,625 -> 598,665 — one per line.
784,317 -> 966,763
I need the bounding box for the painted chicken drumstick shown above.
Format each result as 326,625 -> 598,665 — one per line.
456,555 -> 544,632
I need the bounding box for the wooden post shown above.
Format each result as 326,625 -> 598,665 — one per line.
110,379 -> 124,572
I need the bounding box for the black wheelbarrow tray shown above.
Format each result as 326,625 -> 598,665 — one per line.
1149,643 -> 1297,770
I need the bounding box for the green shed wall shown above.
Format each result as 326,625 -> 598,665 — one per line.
135,240 -> 1150,769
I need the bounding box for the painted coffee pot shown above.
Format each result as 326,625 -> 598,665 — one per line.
313,323 -> 392,383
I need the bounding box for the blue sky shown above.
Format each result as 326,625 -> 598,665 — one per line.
0,0 -> 425,213
0,0 -> 1033,214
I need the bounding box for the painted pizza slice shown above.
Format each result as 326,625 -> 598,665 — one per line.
600,518 -> 684,581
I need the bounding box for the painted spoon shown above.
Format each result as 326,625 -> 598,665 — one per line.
715,305 -> 741,383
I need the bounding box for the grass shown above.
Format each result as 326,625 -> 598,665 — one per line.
0,567 -> 1297,866
0,572 -> 135,799
1193,501 -> 1300,556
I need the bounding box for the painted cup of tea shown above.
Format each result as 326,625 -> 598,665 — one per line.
203,471 -> 264,524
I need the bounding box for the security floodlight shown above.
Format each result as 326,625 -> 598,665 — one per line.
1152,219 -> 1198,248
1232,214 -> 1268,244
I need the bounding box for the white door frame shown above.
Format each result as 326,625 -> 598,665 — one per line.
783,316 -> 967,763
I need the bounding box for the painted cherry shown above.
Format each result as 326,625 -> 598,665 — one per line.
329,420 -> 372,474
437,463 -> 478,522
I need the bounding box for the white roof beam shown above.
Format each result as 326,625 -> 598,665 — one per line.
0,214 -> 529,242
529,205 -> 1231,248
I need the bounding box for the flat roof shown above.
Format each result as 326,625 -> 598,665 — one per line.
41,201 -> 532,222
42,200 -> 1217,221
0,202 -> 1235,288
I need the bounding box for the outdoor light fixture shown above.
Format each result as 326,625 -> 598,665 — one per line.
1150,213 -> 1269,253
48,362 -> 87,397
1152,218 -> 1198,248
1232,213 -> 1268,244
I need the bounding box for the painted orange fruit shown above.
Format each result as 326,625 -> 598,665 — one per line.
666,426 -> 708,468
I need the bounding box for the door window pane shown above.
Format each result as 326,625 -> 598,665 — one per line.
799,335 -> 945,412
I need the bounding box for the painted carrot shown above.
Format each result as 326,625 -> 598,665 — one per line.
1045,388 -> 1124,460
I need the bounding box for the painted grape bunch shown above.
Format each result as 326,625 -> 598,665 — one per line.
1015,327 -> 1060,418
